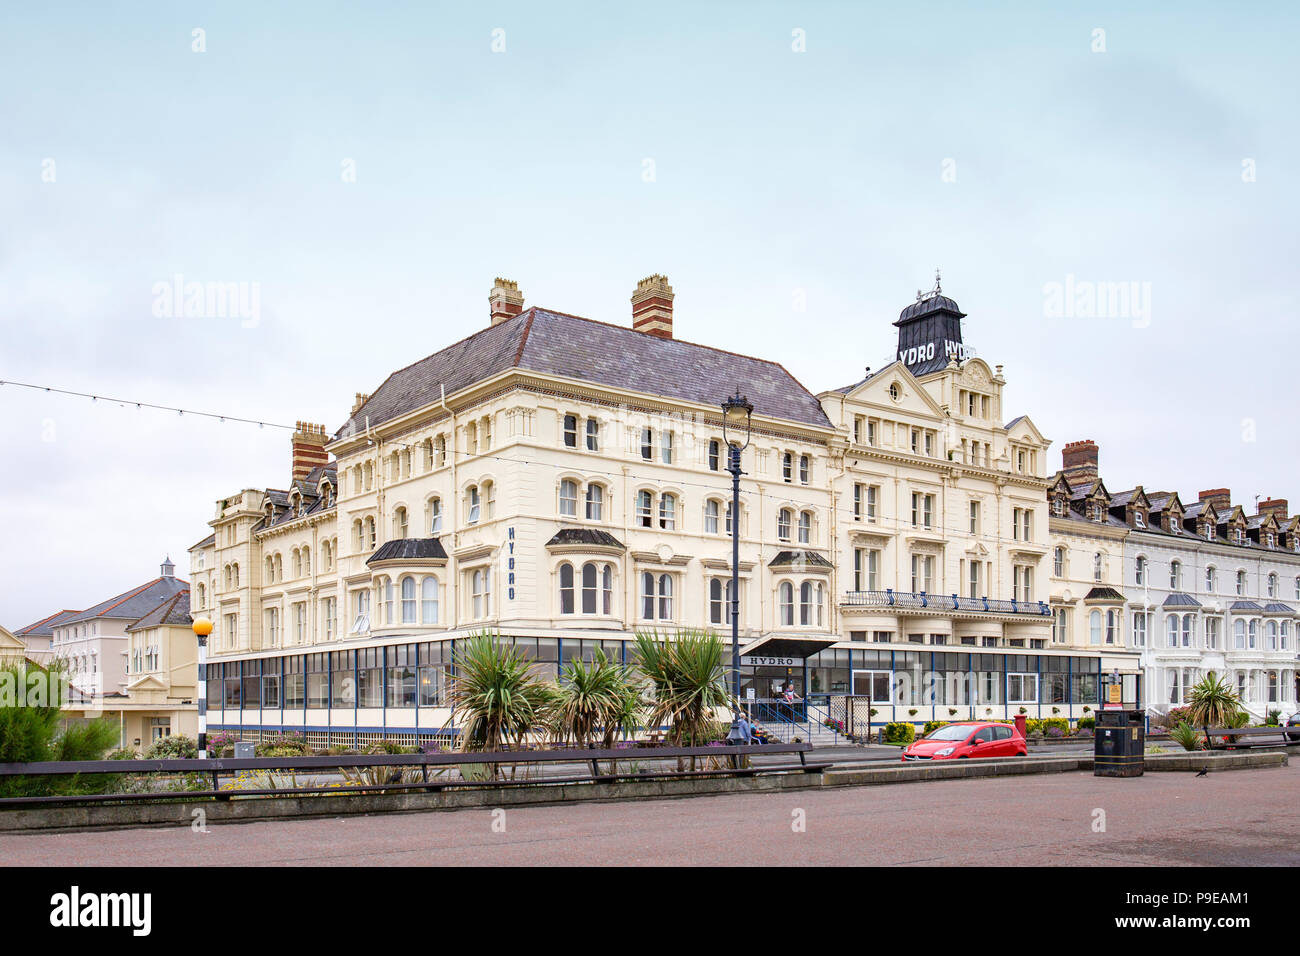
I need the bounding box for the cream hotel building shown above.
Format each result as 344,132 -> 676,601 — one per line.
191,275 -> 1139,747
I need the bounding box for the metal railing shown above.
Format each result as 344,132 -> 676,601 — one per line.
0,742 -> 827,809
841,589 -> 1051,616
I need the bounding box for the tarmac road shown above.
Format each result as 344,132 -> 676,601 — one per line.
2,763 -> 1296,866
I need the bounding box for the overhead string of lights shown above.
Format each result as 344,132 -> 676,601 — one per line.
3,377 -> 1052,547
0,379 -> 296,430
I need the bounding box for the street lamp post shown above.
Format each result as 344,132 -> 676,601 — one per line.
721,392 -> 753,704
191,616 -> 214,759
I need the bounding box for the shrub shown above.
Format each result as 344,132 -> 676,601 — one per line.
1025,718 -> 1043,736
106,747 -> 137,760
1040,717 -> 1069,736
884,722 -> 915,744
0,663 -> 120,797
1046,726 -> 1065,738
255,732 -> 311,757
1077,716 -> 1095,731
146,734 -> 198,759
922,720 -> 949,736
1170,722 -> 1204,752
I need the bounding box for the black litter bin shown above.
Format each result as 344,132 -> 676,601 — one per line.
1094,709 -> 1145,777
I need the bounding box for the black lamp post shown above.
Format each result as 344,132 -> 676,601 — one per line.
721,391 -> 753,703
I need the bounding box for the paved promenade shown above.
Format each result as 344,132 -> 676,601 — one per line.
2,764 -> 1295,866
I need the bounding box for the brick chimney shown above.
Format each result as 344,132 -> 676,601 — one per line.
631,274 -> 674,338
1199,488 -> 1232,512
1258,497 -> 1288,520
489,278 -> 525,326
291,422 -> 329,483
1061,440 -> 1099,486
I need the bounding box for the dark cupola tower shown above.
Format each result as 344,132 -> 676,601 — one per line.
894,271 -> 973,377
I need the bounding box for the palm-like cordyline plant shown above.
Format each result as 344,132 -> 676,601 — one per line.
552,649 -> 643,749
633,629 -> 731,758
446,633 -> 558,762
1184,671 -> 1243,729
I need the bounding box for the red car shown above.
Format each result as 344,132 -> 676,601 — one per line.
901,721 -> 1027,761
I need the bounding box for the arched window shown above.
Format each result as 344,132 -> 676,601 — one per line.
779,582 -> 794,626
434,434 -> 446,468
1234,618 -> 1246,649
401,576 -> 417,623
601,565 -> 613,615
1093,552 -> 1103,582
1091,610 -> 1102,645
777,509 -> 792,541
353,519 -> 364,551
1170,560 -> 1181,590
586,418 -> 599,451
427,497 -> 442,535
393,506 -> 409,540
641,572 -> 673,620
559,563 -> 575,614
1205,565 -> 1215,591
379,576 -> 394,625
232,564 -> 239,588
782,452 -> 793,482
798,511 -> 812,545
636,490 -> 653,528
1268,573 -> 1278,598
1248,619 -> 1258,649
1054,548 -> 1065,577
1135,555 -> 1146,585
799,581 -> 813,626
1236,570 -> 1246,595
302,546 -> 310,575
799,455 -> 810,484
291,549 -> 301,577
585,484 -> 604,521
466,486 -> 481,525
196,583 -> 206,609
658,493 -> 677,530
708,439 -> 721,471
725,501 -> 736,535
1106,609 -> 1118,645
364,517 -> 376,550
1266,620 -> 1278,650
709,579 -> 725,625
421,577 -> 439,624
559,479 -> 578,517
1166,614 -> 1178,648
582,562 -> 599,614
1181,613 -> 1193,647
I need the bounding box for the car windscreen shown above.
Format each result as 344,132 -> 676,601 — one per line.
925,724 -> 974,741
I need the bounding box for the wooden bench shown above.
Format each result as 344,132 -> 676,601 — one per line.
1202,725 -> 1296,749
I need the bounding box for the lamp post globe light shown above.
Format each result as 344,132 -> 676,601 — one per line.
721,391 -> 753,704
191,616 -> 214,759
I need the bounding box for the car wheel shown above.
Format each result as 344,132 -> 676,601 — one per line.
1017,750 -> 1027,756
958,755 -> 969,759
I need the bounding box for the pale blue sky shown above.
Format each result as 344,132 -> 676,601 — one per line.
2,1 -> 1296,627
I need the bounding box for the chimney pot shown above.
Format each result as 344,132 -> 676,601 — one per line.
631,274 -> 674,338
489,278 -> 525,326
1258,497 -> 1288,520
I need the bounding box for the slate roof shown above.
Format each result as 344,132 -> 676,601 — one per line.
366,538 -> 449,564
545,528 -> 626,550
1264,603 -> 1296,614
126,590 -> 192,632
768,550 -> 834,569
894,294 -> 966,325
61,576 -> 190,626
265,464 -> 339,529
14,609 -> 81,638
1162,593 -> 1202,608
191,533 -> 216,550
336,307 -> 833,437
1230,600 -> 1263,612
1084,587 -> 1126,602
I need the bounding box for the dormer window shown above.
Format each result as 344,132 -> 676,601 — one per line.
1134,510 -> 1146,529
1234,527 -> 1245,545
1051,497 -> 1065,517
1267,532 -> 1276,548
